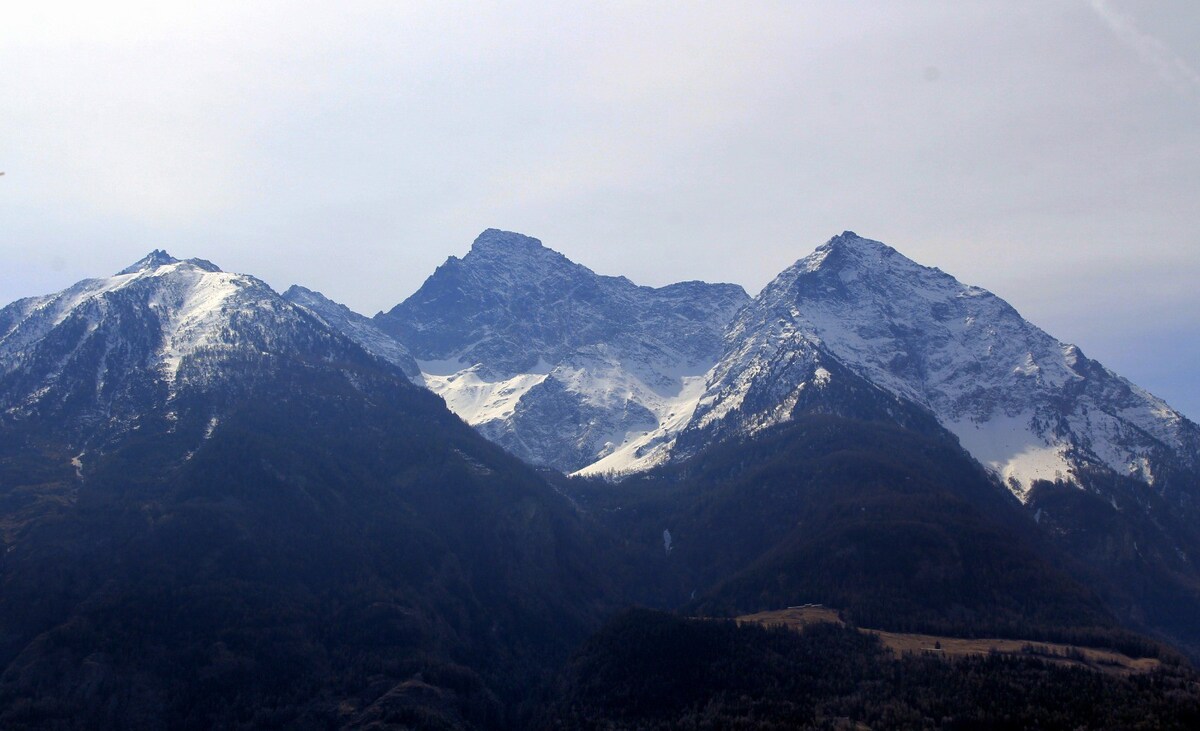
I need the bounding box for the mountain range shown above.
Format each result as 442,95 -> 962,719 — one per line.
1,229 -> 1198,728
280,228 -> 1200,501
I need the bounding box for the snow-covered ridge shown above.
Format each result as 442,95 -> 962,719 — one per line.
573,371 -> 710,477
0,249 -> 443,482
0,255 -> 240,383
683,231 -> 1200,498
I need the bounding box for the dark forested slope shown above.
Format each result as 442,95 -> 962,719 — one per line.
569,415 -> 1119,642
538,609 -> 1200,730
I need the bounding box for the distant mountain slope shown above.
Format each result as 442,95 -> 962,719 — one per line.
283,284 -> 420,378
0,252 -> 606,728
682,231 -> 1200,502
375,229 -> 750,473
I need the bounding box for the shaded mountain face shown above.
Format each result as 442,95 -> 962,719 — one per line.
0,253 -> 606,728
376,230 -> 747,375
683,231 -> 1200,503
375,229 -> 750,474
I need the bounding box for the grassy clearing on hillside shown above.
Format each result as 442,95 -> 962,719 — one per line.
737,606 -> 1162,676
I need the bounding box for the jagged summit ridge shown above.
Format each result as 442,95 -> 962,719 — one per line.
115,250 -> 222,276
117,249 -> 179,274
377,229 -> 748,374
468,227 -> 552,256
788,231 -> 932,281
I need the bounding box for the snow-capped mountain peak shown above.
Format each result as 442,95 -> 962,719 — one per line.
116,248 -> 180,275
18,232 -> 1191,498
681,232 -> 1200,499
0,255 -> 410,452
373,229 -> 751,473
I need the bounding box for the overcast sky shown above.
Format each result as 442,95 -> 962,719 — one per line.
2,1 -> 1198,418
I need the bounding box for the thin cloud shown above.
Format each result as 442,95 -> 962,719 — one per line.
1088,0 -> 1200,95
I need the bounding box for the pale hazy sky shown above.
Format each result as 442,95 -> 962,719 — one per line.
2,1 -> 1198,418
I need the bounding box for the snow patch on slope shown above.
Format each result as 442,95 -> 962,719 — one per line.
948,415 -> 1073,499
574,374 -> 709,477
422,353 -> 713,476
420,361 -> 550,425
